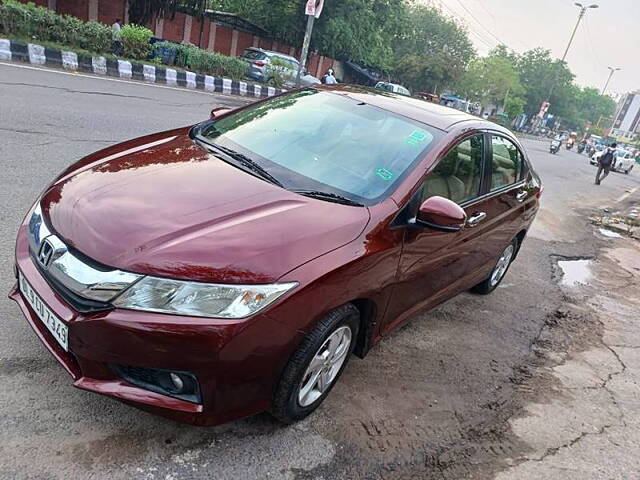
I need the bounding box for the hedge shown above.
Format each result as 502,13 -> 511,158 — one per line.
0,0 -> 111,53
0,0 -> 249,81
153,41 -> 248,81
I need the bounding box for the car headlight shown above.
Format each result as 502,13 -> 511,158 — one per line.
112,276 -> 298,319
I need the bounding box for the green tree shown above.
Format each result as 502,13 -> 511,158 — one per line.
456,54 -> 524,109
514,48 -> 574,118
393,4 -> 474,92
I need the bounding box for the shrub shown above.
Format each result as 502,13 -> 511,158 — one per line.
0,0 -> 112,53
267,57 -> 294,88
78,20 -> 112,52
152,41 -> 248,80
119,24 -> 153,60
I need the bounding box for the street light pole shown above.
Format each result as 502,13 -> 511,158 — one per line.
561,3 -> 598,62
540,2 -> 598,128
601,66 -> 620,95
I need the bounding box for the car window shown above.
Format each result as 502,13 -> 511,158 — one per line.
490,135 -> 522,190
242,49 -> 266,61
197,89 -> 442,205
422,135 -> 484,204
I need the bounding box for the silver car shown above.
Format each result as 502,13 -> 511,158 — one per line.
241,47 -> 321,87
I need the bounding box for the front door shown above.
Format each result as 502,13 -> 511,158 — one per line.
382,133 -> 493,334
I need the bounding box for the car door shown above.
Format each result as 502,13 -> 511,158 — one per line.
382,132 -> 498,334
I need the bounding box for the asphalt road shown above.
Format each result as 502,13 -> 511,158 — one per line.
1,61 -> 639,480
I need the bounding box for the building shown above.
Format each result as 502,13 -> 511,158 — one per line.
610,90 -> 640,140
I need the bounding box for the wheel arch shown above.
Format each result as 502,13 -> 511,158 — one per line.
514,229 -> 527,257
350,298 -> 379,359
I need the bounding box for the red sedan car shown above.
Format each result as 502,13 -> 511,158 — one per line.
10,86 -> 541,425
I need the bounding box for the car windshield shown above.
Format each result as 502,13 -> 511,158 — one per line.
196,89 -> 440,204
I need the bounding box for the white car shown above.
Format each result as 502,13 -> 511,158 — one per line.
591,149 -> 635,174
613,150 -> 635,174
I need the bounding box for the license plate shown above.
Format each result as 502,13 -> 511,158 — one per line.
19,271 -> 69,351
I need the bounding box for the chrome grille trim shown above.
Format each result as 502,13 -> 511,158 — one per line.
27,203 -> 142,302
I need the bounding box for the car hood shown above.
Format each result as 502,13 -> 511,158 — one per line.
41,128 -> 370,283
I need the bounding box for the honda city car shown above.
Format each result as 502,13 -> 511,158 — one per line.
10,86 -> 541,426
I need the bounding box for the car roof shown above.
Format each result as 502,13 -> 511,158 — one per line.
319,85 -> 493,132
245,47 -> 298,62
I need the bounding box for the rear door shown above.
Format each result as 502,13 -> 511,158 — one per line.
477,133 -> 528,265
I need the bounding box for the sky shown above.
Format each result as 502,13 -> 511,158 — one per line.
430,0 -> 639,95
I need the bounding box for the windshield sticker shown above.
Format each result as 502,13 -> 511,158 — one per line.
376,168 -> 394,181
407,130 -> 428,147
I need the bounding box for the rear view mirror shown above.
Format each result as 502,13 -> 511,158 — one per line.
210,107 -> 232,120
416,196 -> 466,232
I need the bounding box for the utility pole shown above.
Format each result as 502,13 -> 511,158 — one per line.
539,2 -> 598,130
601,66 -> 620,95
296,0 -> 324,86
548,3 -> 598,100
296,15 -> 315,86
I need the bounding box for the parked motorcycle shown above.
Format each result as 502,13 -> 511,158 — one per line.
550,139 -> 561,154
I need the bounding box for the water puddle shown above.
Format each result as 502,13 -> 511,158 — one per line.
598,228 -> 622,238
558,259 -> 592,287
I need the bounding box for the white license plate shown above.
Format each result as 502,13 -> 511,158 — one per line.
19,271 -> 69,351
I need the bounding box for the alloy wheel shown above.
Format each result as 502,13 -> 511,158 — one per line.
297,326 -> 352,407
490,244 -> 515,287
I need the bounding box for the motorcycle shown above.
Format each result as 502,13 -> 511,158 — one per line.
577,143 -> 586,154
550,139 -> 561,154
565,141 -> 574,150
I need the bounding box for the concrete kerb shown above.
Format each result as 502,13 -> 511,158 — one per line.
0,38 -> 284,99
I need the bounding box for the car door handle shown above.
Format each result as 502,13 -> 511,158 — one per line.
516,190 -> 528,202
466,212 -> 486,227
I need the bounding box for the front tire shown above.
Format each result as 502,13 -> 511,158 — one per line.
471,238 -> 518,294
272,304 -> 360,423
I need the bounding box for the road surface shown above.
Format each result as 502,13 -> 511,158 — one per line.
1,61 -> 639,479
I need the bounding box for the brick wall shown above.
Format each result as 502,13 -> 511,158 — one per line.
236,31 -> 253,57
56,0 -> 87,19
161,12 -> 185,43
98,0 -> 125,25
214,25 -> 233,56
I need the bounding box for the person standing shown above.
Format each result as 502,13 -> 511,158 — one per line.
112,18 -> 123,56
322,69 -> 337,85
595,143 -> 617,185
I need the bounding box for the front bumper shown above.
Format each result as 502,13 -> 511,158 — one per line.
10,223 -> 303,425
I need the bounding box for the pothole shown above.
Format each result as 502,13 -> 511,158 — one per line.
557,259 -> 593,287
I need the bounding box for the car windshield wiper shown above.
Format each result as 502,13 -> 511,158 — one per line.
199,141 -> 283,187
293,190 -> 364,207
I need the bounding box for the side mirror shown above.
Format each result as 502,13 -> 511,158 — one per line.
416,196 -> 466,232
210,106 -> 232,120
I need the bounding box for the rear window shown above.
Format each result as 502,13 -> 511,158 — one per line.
242,49 -> 266,60
271,54 -> 298,68
197,89 -> 442,205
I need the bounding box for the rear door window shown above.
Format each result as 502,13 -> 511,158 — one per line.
490,135 -> 523,190
422,135 -> 484,204
242,49 -> 266,60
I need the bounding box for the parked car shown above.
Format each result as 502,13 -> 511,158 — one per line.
374,81 -> 411,96
240,47 -> 320,87
10,86 -> 541,426
590,149 -> 635,174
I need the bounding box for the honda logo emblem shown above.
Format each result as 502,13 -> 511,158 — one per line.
37,239 -> 55,268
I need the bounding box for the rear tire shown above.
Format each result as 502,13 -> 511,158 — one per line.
471,238 -> 518,295
272,304 -> 360,423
